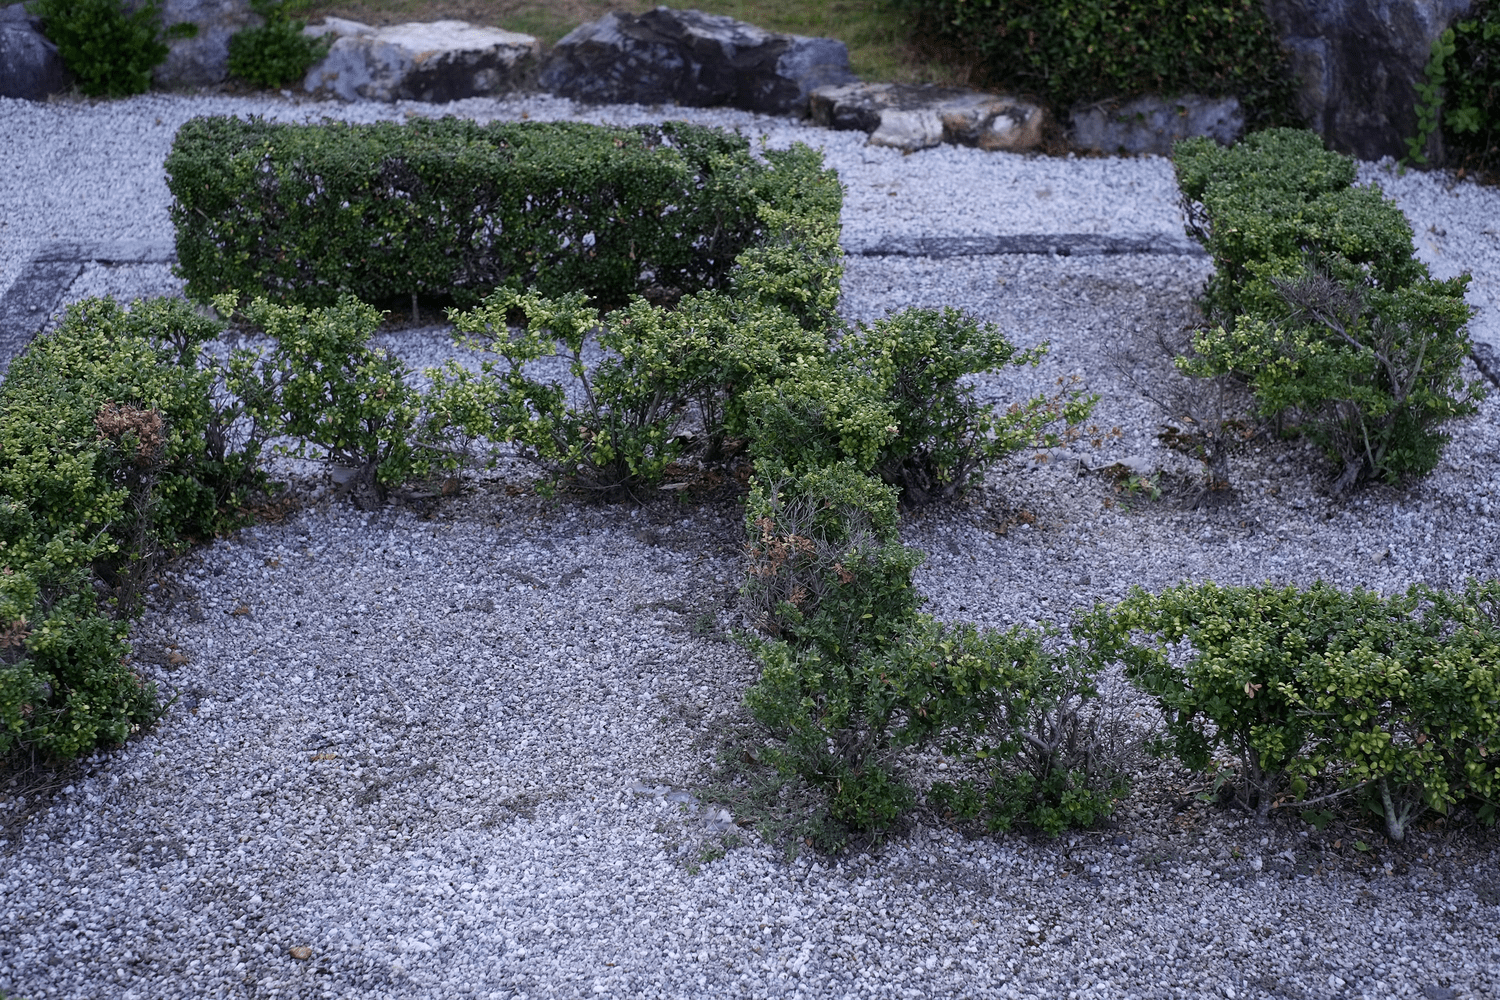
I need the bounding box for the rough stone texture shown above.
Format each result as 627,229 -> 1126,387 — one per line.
302,19 -> 540,103
1070,94 -> 1244,156
0,3 -> 71,99
809,82 -> 1045,153
1264,0 -> 1475,161
145,0 -> 261,89
538,7 -> 854,114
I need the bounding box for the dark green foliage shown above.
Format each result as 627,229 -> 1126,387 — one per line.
424,143 -> 843,494
741,462 -> 923,653
1408,1 -> 1500,172
899,0 -> 1300,129
738,464 -> 1128,849
742,307 -> 1095,504
226,0 -> 332,89
0,297 -> 266,761
1443,2 -> 1500,174
1174,129 -> 1483,493
1106,580 -> 1500,837
28,0 -> 193,97
166,117 -> 782,310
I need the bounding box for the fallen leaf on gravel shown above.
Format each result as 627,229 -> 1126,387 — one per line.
289,946 -> 312,961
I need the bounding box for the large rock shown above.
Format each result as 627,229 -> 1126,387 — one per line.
539,7 -> 855,114
1263,0 -> 1475,161
1070,95 -> 1244,156
146,0 -> 260,89
809,82 -> 1045,153
0,3 -> 72,99
302,19 -> 540,103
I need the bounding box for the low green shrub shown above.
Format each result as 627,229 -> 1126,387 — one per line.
230,295 -> 428,495
1107,580 -> 1500,838
28,0 -> 194,97
738,464 -> 1128,848
739,462 -> 926,848
1174,129 -> 1483,494
899,0 -> 1299,129
167,118 -> 787,310
740,461 -> 922,651
743,307 -> 1095,504
422,142 -> 843,495
0,296 -> 267,760
226,0 -> 332,89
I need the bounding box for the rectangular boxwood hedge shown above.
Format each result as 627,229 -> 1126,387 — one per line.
166,117 -> 796,309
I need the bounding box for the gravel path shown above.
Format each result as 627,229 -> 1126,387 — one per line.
0,91 -> 1498,1000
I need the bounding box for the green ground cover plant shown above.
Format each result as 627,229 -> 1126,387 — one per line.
227,0 -> 334,89
899,0 -> 1300,129
1408,0 -> 1500,173
27,0 -> 195,97
1174,128 -> 1483,495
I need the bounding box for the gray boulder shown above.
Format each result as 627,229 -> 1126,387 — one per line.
146,0 -> 260,89
0,2 -> 71,99
302,19 -> 540,103
809,82 -> 1045,153
1070,95 -> 1244,156
1263,0 -> 1474,161
539,7 -> 855,114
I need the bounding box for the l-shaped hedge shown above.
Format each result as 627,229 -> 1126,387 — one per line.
5,119 -> 1496,854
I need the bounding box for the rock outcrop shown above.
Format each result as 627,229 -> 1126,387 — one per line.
539,7 -> 854,114
809,82 -> 1045,153
1263,0 -> 1475,161
148,0 -> 260,89
0,3 -> 72,99
302,18 -> 540,103
1070,95 -> 1244,156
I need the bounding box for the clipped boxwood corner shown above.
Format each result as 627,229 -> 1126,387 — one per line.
1173,128 -> 1484,495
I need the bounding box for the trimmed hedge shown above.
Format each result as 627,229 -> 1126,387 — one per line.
0,299 -> 263,759
167,117 -> 790,310
899,0 -> 1300,129
1173,129 -> 1483,494
1107,580 -> 1500,839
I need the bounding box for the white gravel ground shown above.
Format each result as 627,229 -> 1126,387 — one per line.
1,90 -> 1498,1000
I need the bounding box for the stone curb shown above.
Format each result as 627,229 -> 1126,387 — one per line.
845,233 -> 1209,258
0,240 -> 176,375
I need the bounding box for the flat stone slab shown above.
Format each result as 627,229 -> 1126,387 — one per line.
539,7 -> 854,115
0,241 -> 177,377
303,19 -> 540,103
844,233 -> 1209,258
809,82 -> 1045,153
1070,95 -> 1243,157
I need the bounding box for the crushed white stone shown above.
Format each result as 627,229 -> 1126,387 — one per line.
1,89 -> 1497,1000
